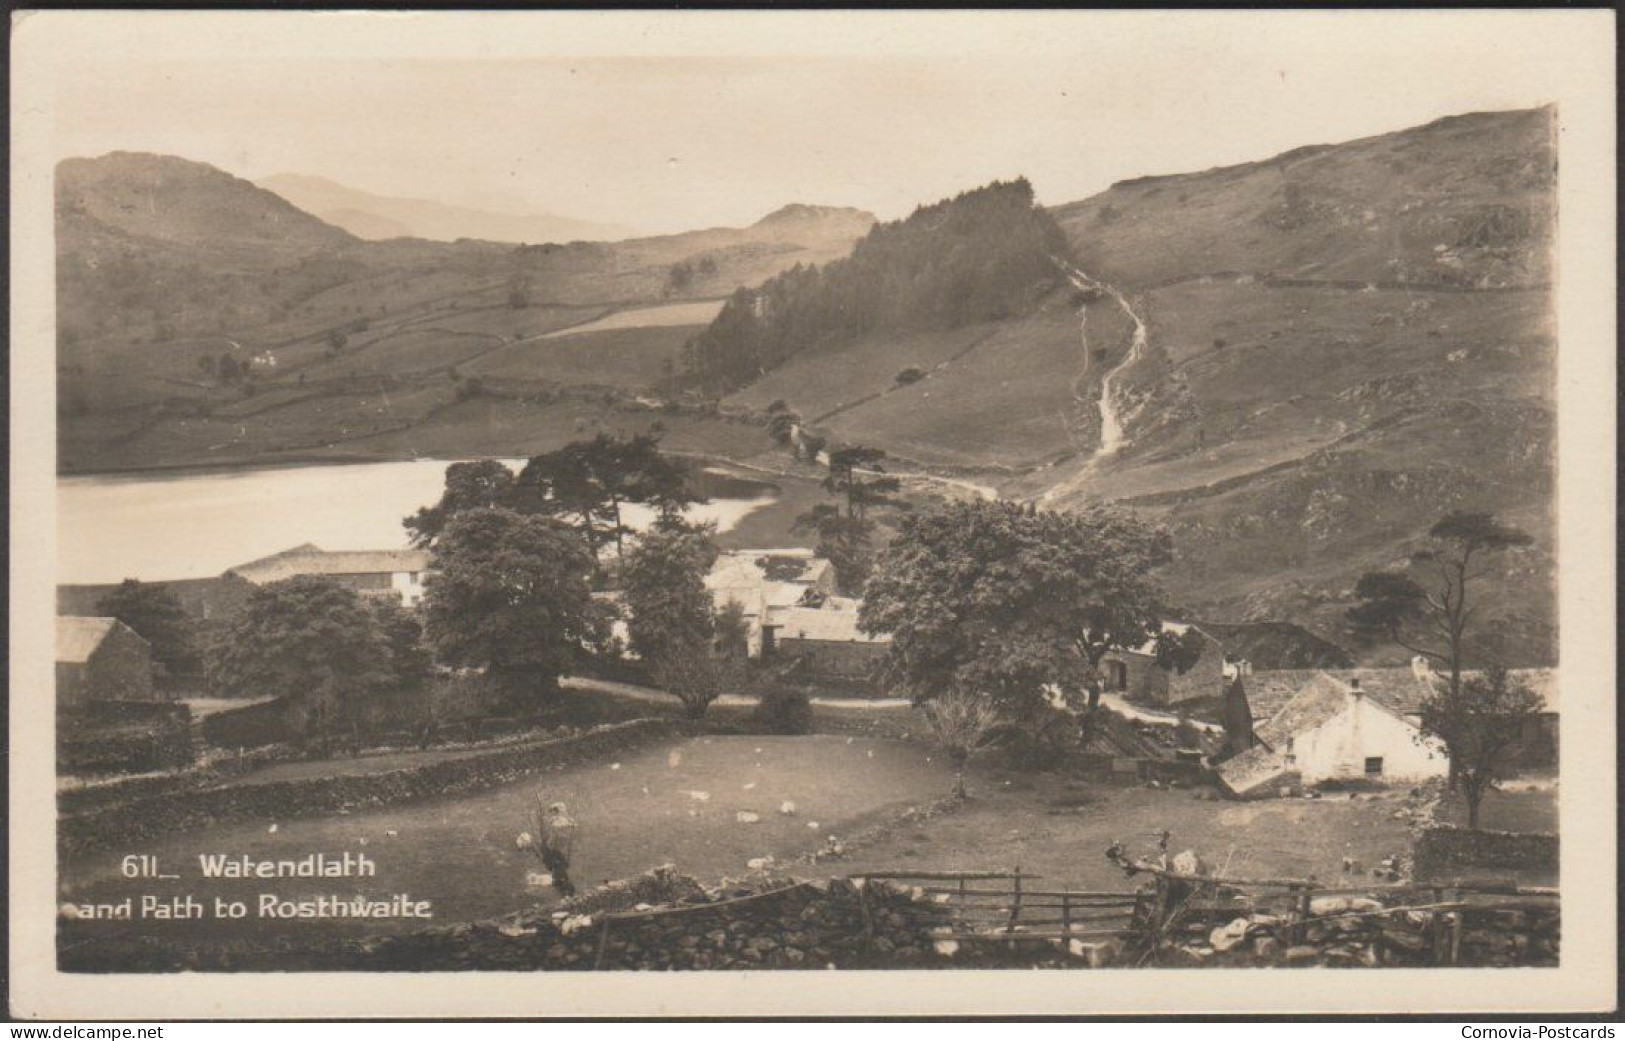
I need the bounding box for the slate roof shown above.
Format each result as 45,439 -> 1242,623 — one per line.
228,544 -> 431,584
56,616 -> 127,663
1248,666 -> 1559,722
1215,745 -> 1293,797
1254,672 -> 1357,750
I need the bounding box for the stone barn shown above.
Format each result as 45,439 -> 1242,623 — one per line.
1099,621 -> 1226,707
761,598 -> 890,682
56,616 -> 158,710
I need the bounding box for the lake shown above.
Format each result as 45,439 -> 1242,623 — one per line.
57,459 -> 778,584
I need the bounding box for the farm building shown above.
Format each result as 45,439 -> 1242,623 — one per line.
58,573 -> 257,622
703,548 -> 837,656
57,544 -> 432,619
1099,621 -> 1227,707
56,616 -> 158,710
226,544 -> 433,608
761,596 -> 890,680
1217,671 -> 1452,798
1243,659 -> 1558,770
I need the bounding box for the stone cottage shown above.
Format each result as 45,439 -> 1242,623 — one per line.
56,616 -> 158,710
226,544 -> 433,608
761,596 -> 890,681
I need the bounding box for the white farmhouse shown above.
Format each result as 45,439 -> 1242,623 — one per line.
1217,671 -> 1448,798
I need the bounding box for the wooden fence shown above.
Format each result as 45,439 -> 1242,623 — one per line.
856,869 -> 1141,945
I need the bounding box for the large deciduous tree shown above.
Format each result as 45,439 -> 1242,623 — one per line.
860,499 -> 1172,736
95,578 -> 200,680
1418,664 -> 1543,830
621,525 -> 730,719
423,507 -> 602,706
1347,511 -> 1533,699
205,576 -> 394,752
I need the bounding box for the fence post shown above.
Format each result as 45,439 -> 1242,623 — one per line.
1293,884 -> 1312,944
1061,892 -> 1072,941
593,918 -> 613,970
1008,866 -> 1023,934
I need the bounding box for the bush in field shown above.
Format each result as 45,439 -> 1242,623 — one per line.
752,685 -> 814,735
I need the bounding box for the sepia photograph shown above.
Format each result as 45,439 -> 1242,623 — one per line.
8,7 -> 1616,1019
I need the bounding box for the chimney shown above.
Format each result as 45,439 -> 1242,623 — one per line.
1411,656 -> 1431,681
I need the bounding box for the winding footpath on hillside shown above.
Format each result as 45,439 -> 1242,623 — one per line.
1042,262 -> 1150,504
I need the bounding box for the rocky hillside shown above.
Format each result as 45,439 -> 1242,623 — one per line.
1038,106 -> 1557,666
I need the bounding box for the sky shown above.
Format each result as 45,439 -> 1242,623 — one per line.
37,10 -> 1581,235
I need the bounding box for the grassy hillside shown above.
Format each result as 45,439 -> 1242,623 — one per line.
1050,106 -> 1555,290
55,153 -> 873,473
720,108 -> 1555,665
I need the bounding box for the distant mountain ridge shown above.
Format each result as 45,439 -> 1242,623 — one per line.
260,173 -> 638,244
58,153 -> 356,256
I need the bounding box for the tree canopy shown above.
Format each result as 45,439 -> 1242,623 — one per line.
95,578 -> 200,678
1418,664 -> 1544,829
404,459 -> 518,548
404,435 -> 704,559
514,433 -> 699,556
682,179 -> 1070,391
1348,511 -> 1533,693
793,444 -> 907,594
860,499 -> 1172,725
204,576 -> 394,750
620,525 -> 729,718
422,507 -> 603,703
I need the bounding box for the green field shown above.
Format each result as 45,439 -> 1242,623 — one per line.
836,776 -> 1428,892
466,324 -> 703,388
59,734 -> 952,940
